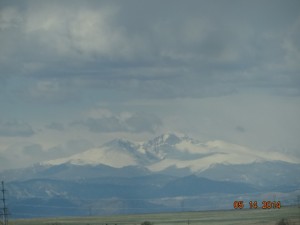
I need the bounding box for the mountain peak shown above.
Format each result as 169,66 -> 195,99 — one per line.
148,133 -> 185,146
41,133 -> 298,175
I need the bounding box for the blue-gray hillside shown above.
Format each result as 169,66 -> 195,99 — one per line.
6,174 -> 256,218
1,134 -> 299,218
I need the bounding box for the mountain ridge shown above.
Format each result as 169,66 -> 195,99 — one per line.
2,133 -> 299,218
42,133 -> 300,172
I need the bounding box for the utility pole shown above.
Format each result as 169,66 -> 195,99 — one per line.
1,181 -> 8,225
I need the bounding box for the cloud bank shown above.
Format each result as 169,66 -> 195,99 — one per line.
73,110 -> 162,133
0,0 -> 299,102
0,0 -> 299,170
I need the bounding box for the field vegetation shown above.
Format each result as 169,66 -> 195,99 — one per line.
10,206 -> 299,225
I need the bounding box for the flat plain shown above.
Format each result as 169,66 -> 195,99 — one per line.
10,206 -> 300,225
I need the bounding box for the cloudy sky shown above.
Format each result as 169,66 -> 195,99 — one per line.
0,0 -> 300,170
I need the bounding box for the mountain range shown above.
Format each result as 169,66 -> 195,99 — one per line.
1,133 -> 300,218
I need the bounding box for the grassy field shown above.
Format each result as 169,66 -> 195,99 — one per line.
10,206 -> 300,225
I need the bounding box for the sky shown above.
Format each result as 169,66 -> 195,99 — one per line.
0,0 -> 300,171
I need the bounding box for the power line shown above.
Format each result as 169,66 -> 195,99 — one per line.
1,181 -> 9,225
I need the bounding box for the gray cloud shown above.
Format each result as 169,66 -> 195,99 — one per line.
84,117 -> 125,133
0,120 -> 34,137
0,0 -> 299,101
0,143 -> 44,170
0,154 -> 9,171
0,139 -> 95,170
235,126 -> 246,133
37,139 -> 94,160
1,0 -> 299,171
73,112 -> 162,133
124,112 -> 162,133
65,139 -> 95,154
22,144 -> 44,158
16,78 -> 81,103
46,122 -> 64,131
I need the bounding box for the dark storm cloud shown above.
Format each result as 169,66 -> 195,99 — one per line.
0,0 -> 299,101
0,120 -> 34,137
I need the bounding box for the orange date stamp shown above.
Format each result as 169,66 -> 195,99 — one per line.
233,201 -> 281,209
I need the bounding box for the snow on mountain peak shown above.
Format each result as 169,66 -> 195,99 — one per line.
151,133 -> 182,146
42,145 -> 140,168
105,138 -> 138,152
41,133 -> 299,173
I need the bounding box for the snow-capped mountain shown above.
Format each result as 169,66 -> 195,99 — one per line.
2,133 -> 300,218
43,133 -> 299,174
44,138 -> 148,168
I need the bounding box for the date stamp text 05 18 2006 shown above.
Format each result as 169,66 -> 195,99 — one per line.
233,201 -> 281,209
